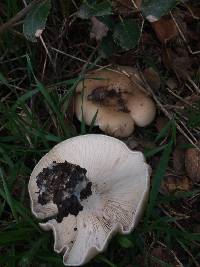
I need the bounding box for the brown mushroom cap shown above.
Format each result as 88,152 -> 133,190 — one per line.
75,94 -> 134,137
126,94 -> 156,127
75,67 -> 156,137
76,69 -> 133,95
75,94 -> 100,126
99,109 -> 135,137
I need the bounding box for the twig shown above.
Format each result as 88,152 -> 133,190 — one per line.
130,0 -> 140,11
184,3 -> 199,20
115,0 -> 134,10
22,0 -> 28,7
136,71 -> 200,150
187,76 -> 200,94
166,87 -> 197,109
0,0 -> 42,34
157,241 -> 184,267
170,12 -> 200,55
50,47 -> 122,74
41,54 -> 47,81
39,35 -> 55,70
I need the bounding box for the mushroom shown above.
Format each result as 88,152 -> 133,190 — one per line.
29,134 -> 150,266
75,66 -> 156,137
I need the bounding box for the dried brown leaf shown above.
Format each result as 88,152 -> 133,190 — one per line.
173,147 -> 185,174
185,147 -> 200,183
112,0 -> 141,15
161,175 -> 192,195
151,16 -> 178,44
155,116 -> 169,132
150,246 -> 183,267
163,48 -> 193,80
143,67 -> 161,90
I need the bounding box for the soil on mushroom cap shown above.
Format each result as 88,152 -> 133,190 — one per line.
36,161 -> 92,223
87,86 -> 129,113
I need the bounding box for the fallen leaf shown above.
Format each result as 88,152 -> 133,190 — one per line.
23,0 -> 51,42
155,116 -> 169,132
151,15 -> 178,43
112,0 -> 142,15
184,3 -> 200,23
90,16 -> 109,41
76,1 -> 112,19
184,95 -> 200,103
163,48 -> 193,80
161,174 -> 192,195
135,0 -> 142,10
173,147 -> 185,174
135,255 -> 145,267
185,147 -> 200,183
143,67 -> 161,90
166,78 -> 178,90
150,246 -> 183,267
111,52 -> 137,66
193,224 -> 200,233
142,0 -> 176,22
113,19 -> 140,50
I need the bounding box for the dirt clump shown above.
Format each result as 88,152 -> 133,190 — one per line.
36,161 -> 92,222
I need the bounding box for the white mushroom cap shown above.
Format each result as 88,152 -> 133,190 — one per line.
29,134 -> 151,266
75,67 -> 156,137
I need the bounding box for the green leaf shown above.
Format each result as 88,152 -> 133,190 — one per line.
113,19 -> 140,50
99,32 -> 115,58
77,1 -> 112,19
98,16 -> 115,30
142,0 -> 177,20
23,0 -> 51,42
117,236 -> 134,248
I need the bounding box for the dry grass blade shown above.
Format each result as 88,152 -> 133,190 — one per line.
170,12 -> 200,55
134,70 -> 200,151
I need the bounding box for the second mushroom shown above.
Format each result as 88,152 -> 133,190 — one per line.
75,66 -> 156,137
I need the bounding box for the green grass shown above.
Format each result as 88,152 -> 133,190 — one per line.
1,62 -> 200,266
